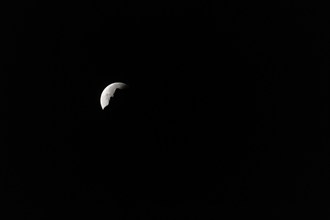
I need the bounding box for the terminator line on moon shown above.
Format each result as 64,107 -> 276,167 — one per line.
100,82 -> 128,109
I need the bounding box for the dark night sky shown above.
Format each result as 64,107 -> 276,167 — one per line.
5,2 -> 329,219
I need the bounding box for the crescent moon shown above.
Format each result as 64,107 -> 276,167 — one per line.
100,82 -> 128,109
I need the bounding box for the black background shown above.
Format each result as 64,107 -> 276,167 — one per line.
5,1 -> 329,219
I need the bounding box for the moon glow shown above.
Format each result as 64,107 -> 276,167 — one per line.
100,82 -> 128,109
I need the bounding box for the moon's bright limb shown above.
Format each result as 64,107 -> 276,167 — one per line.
100,82 -> 128,109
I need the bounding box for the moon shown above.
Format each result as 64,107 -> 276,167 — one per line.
100,82 -> 128,109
